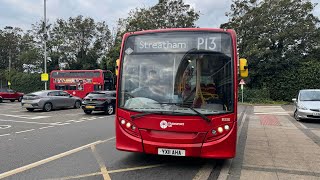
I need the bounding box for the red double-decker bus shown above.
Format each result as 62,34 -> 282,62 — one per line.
116,28 -> 248,158
50,69 -> 115,98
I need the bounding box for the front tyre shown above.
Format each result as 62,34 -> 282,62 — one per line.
43,102 -> 53,112
105,104 -> 114,115
10,99 -> 15,102
294,110 -> 300,121
74,101 -> 81,109
84,110 -> 92,114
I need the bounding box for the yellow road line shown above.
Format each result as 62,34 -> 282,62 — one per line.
91,145 -> 111,180
0,137 -> 115,179
46,164 -> 166,180
45,172 -> 102,180
108,164 -> 165,174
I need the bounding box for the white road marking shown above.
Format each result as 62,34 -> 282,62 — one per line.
0,134 -> 10,137
39,126 -> 54,130
0,119 -> 52,125
0,125 -> 11,129
15,129 -> 35,134
0,114 -> 51,120
254,112 -> 289,115
0,137 -> 115,179
66,120 -> 85,123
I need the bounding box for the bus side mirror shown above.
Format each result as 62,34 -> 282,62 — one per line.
239,58 -> 248,78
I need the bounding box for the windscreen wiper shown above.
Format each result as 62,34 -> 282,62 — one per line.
130,111 -> 165,120
155,102 -> 211,122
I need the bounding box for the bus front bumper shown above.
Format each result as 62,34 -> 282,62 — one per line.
116,122 -> 237,159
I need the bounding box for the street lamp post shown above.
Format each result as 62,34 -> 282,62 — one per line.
44,0 -> 47,90
4,26 -> 13,89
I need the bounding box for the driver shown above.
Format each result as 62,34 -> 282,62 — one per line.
130,69 -> 166,102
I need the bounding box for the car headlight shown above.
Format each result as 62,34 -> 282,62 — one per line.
298,104 -> 308,110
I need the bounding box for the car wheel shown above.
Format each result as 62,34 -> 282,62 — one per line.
74,101 -> 81,109
10,99 -> 15,102
84,110 -> 92,114
26,108 -> 34,112
105,104 -> 114,115
294,110 -> 300,121
18,96 -> 23,102
43,102 -> 53,112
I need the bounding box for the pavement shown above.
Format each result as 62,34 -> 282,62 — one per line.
0,101 -> 320,180
234,105 -> 320,180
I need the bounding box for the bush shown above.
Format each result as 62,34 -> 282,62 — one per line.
9,72 -> 47,94
239,88 -> 272,103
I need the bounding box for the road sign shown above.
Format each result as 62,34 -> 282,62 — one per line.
239,79 -> 246,85
41,73 -> 49,81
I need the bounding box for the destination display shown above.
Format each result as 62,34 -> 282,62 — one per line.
132,33 -> 224,53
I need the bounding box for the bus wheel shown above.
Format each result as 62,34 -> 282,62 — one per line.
10,99 -> 15,102
84,110 -> 92,114
105,104 -> 114,115
43,102 -> 53,112
74,101 -> 81,109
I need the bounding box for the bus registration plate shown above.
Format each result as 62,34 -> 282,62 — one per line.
158,148 -> 185,156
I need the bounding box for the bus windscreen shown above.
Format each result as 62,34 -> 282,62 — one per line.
119,32 -> 234,115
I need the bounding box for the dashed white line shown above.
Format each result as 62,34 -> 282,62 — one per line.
39,126 -> 54,130
15,129 -> 35,134
0,134 -> 10,137
0,119 -> 52,125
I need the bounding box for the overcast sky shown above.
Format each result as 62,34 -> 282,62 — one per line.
0,0 -> 319,31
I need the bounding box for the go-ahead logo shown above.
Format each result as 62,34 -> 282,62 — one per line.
160,120 -> 184,129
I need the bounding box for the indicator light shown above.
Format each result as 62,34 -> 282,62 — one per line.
211,130 -> 217,135
131,125 -> 136,130
121,120 -> 126,125
224,125 -> 230,130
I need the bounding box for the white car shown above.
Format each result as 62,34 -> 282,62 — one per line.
293,89 -> 320,121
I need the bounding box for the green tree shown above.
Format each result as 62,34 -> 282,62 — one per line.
102,0 -> 200,70
222,0 -> 320,100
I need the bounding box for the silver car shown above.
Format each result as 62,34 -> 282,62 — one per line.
293,89 -> 320,120
21,90 -> 82,112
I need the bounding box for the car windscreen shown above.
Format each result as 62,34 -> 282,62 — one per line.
300,91 -> 320,101
85,93 -> 112,98
26,92 -> 45,96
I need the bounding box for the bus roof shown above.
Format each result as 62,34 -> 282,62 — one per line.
124,28 -> 235,36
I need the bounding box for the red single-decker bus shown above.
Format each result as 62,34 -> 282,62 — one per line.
116,28 -> 247,158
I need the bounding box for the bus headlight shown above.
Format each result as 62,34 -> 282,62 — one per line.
217,127 -> 223,133
118,118 -> 140,138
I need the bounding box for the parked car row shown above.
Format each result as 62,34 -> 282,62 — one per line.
18,89 -> 116,115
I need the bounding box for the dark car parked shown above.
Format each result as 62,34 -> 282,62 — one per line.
0,88 -> 24,102
82,91 -> 116,115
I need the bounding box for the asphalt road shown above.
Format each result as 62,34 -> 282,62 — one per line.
0,101 -> 248,180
